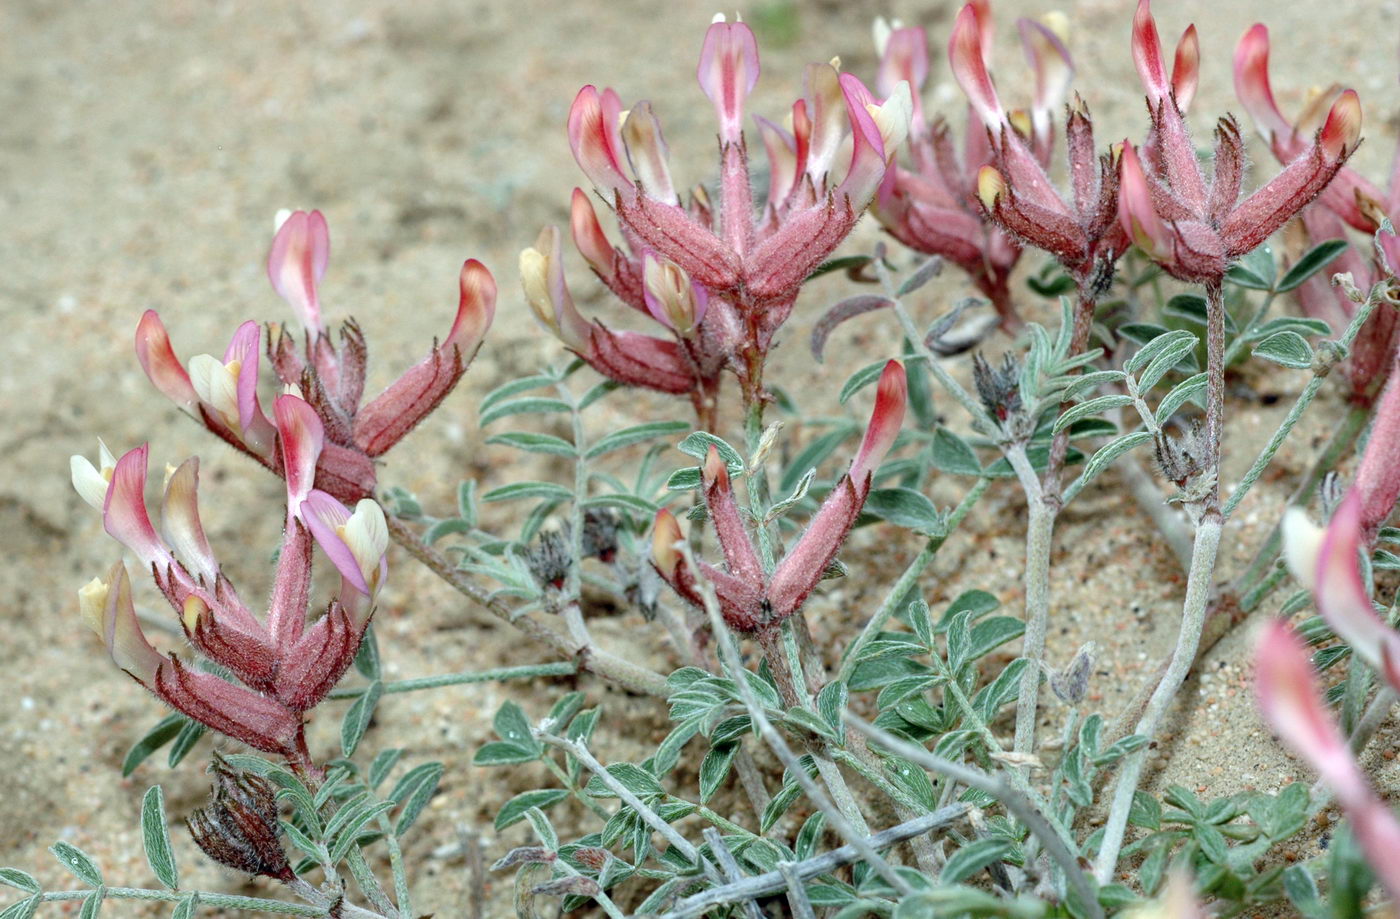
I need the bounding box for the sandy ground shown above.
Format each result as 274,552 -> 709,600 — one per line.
4,0 -> 1400,914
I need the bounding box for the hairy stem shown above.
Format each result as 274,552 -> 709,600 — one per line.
32,888 -> 374,918
1094,518 -> 1223,884
1007,445 -> 1052,767
328,662 -> 577,698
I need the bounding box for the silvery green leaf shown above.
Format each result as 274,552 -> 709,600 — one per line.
1253,331 -> 1313,369
121,714 -> 186,777
1073,431 -> 1152,492
838,360 -> 890,405
482,481 -> 573,503
493,701 -> 539,752
676,432 -> 744,473
49,842 -> 102,887
578,379 -> 623,411
780,425 -> 856,492
699,744 -> 740,803
141,786 -> 178,890
862,488 -> 944,534
479,397 -> 571,428
939,838 -> 1013,885
1137,333 -> 1200,391
390,762 -> 444,835
1225,242 -> 1275,290
480,373 -> 559,412
368,749 -> 402,790
1052,394 -> 1133,434
1277,239 -> 1348,292
0,896 -> 39,919
170,895 -> 200,919
580,493 -> 657,516
524,807 -> 559,852
340,681 -> 383,757
928,427 -> 981,476
166,720 -> 206,768
77,888 -> 104,919
353,624 -> 380,679
0,870 -> 39,894
495,791 -> 570,832
586,421 -> 691,459
1062,370 -> 1127,401
486,432 -> 578,457
457,480 -> 478,526
816,680 -> 848,737
1246,317 -> 1333,341
1155,372 -> 1209,424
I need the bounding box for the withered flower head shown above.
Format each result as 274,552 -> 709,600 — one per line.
186,755 -> 293,882
972,352 -> 1024,424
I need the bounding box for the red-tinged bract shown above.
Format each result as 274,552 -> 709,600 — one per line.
652,361 -> 907,631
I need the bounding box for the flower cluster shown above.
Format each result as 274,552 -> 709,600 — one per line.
137,210 -> 496,503
872,1 -> 1091,325
651,360 -> 906,632
1234,25 -> 1400,402
1116,0 -> 1360,287
1264,366 -> 1400,897
71,394 -> 388,767
521,15 -> 911,420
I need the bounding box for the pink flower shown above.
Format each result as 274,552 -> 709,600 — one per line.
70,394 -> 389,761
652,361 -> 907,631
1117,0 -> 1360,285
1233,25 -> 1400,401
529,16 -> 910,413
883,2 -> 1127,322
138,211 -> 496,502
1254,620 -> 1400,902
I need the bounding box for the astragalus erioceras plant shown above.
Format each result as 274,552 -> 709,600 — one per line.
11,2 -> 1400,918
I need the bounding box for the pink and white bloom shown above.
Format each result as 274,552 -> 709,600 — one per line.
1118,0 -> 1360,285
879,2 -> 1126,327
1233,24 -> 1400,402
653,361 -> 907,631
532,16 -> 909,416
138,211 -> 496,502
1255,620 -> 1400,902
71,394 -> 388,761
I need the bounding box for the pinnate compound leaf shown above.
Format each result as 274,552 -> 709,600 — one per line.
141,786 -> 179,890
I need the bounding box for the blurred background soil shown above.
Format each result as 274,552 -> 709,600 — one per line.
3,0 -> 1399,914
